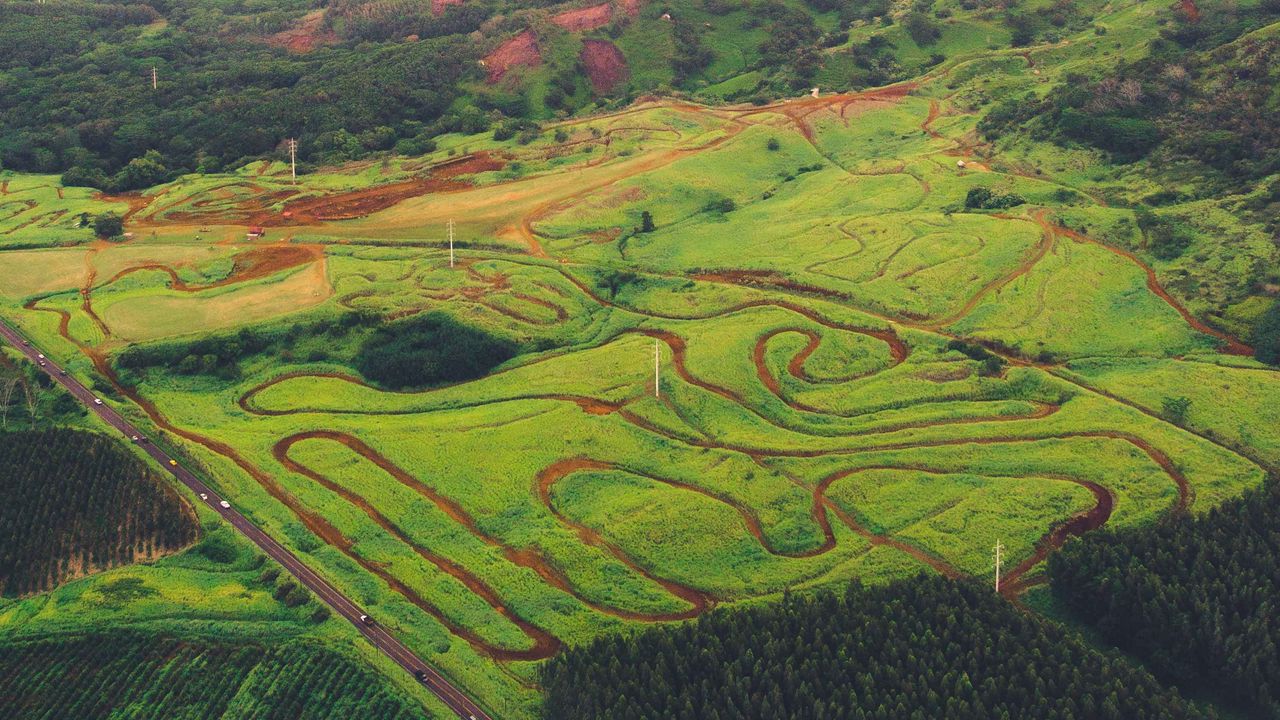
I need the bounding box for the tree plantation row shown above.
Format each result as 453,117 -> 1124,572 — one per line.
0,429 -> 197,597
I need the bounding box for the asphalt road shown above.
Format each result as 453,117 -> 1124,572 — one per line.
0,319 -> 493,720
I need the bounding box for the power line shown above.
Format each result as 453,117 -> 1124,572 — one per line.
447,219 -> 455,268
151,66 -> 158,90
287,139 -> 297,183
994,540 -> 1004,593
654,339 -> 660,398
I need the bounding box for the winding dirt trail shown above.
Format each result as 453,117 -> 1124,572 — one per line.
276,432 -> 561,661
536,459 -> 714,616
21,71 -> 1269,683
1051,221 -> 1251,355
276,430 -> 708,622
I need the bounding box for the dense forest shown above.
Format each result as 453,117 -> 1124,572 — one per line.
0,632 -> 429,720
543,575 -> 1211,720
981,2 -> 1280,190
0,429 -> 197,597
0,0 -> 1092,187
355,312 -> 518,390
0,0 -> 474,186
1049,478 -> 1280,719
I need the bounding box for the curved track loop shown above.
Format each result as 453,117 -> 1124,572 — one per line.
27,79 -> 1265,682
276,432 -> 560,661
277,431 -> 706,623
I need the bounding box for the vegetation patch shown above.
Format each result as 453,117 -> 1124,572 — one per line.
0,429 -> 197,597
0,632 -> 429,720
354,312 -> 518,390
543,575 -> 1209,720
1049,477 -> 1280,718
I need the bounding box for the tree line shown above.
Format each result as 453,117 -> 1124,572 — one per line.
0,429 -> 197,597
542,574 -> 1211,720
1049,477 -> 1280,718
0,632 -> 429,719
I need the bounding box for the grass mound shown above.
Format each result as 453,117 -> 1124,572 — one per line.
354,312 -> 518,390
0,429 -> 197,597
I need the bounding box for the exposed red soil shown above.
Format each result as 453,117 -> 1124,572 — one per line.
727,84 -> 917,142
923,210 -> 1056,329
483,31 -> 541,83
432,0 -> 464,14
553,2 -> 613,31
252,152 -> 505,226
105,245 -> 322,291
1180,0 -> 1201,22
32,81 -> 1269,661
579,39 -> 629,94
265,11 -> 338,54
94,191 -> 153,222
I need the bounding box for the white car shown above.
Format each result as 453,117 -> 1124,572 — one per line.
219,500 -> 230,509
199,493 -> 208,501
93,398 -> 103,405
37,353 -> 44,359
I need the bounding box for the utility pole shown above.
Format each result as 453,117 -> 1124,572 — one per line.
151,66 -> 158,90
994,540 -> 1004,593
447,219 -> 455,268
288,139 -> 297,183
654,339 -> 660,398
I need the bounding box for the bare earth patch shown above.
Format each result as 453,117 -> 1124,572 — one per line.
580,39 -> 630,94
484,31 -> 541,83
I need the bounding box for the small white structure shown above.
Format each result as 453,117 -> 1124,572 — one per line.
956,160 -> 966,168
811,87 -> 820,98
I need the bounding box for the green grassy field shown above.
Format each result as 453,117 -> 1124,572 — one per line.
1,3 -> 1277,717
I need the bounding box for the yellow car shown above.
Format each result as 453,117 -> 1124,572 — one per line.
169,459 -> 177,466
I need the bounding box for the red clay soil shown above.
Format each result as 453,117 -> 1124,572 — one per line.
94,191 -> 153,222
552,2 -> 614,31
266,11 -> 338,54
484,31 -> 541,83
579,39 -> 629,94
432,0 -> 464,14
106,245 -> 321,290
252,152 -> 505,226
277,431 -> 705,621
1180,0 -> 1201,22
999,476 -> 1113,596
